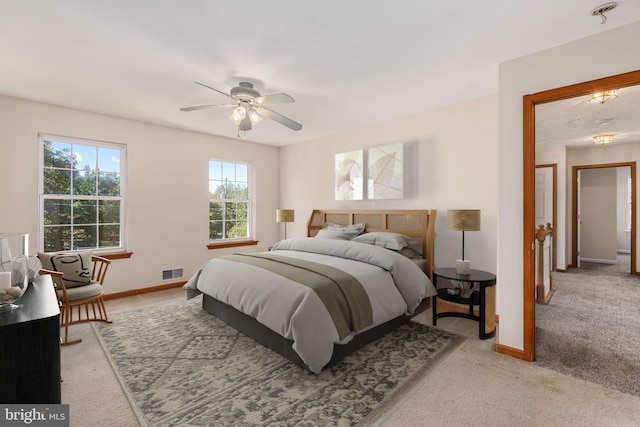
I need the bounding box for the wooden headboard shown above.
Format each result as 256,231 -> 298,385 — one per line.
306,209 -> 437,278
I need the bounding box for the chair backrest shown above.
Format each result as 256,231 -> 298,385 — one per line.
91,255 -> 111,285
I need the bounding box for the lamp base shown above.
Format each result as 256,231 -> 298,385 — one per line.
456,260 -> 471,275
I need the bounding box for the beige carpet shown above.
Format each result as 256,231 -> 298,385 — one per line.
59,289 -> 640,427
535,255 -> 640,397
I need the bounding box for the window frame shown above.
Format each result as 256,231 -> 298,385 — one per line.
38,134 -> 127,254
208,159 -> 254,244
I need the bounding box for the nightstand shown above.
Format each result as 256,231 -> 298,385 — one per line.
432,267 -> 496,339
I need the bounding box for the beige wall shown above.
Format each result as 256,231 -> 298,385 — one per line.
579,168 -> 617,262
280,95 -> 499,281
0,95 -> 280,294
499,21 -> 640,351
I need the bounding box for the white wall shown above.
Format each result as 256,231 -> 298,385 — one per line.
0,95 -> 280,294
499,21 -> 640,351
280,96 -> 499,281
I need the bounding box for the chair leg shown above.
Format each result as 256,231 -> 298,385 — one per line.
97,297 -> 112,324
61,304 -> 82,346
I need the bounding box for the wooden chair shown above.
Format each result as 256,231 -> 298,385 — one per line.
39,255 -> 112,345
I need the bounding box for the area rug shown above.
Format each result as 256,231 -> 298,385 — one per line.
93,297 -> 465,426
535,256 -> 640,397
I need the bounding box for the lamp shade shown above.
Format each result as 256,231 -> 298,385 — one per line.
447,210 -> 481,231
276,209 -> 295,223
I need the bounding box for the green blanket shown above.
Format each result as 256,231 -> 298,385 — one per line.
223,253 -> 373,339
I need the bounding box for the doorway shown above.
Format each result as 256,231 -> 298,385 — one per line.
522,69 -> 640,362
572,163 -> 635,272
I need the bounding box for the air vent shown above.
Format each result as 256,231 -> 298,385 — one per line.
161,267 -> 184,281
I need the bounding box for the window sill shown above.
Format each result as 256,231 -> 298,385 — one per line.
99,251 -> 133,260
207,240 -> 259,250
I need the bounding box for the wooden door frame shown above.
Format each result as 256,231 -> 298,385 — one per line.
571,163 -> 636,272
522,69 -> 640,362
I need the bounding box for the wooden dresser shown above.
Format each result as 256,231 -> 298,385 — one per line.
0,274 -> 61,403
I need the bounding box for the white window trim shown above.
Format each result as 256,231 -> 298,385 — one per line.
38,134 -> 127,254
208,158 -> 254,243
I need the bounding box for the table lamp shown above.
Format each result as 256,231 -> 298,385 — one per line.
447,209 -> 481,275
276,209 -> 295,240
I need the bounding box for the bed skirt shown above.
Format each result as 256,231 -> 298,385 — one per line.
202,294 -> 429,371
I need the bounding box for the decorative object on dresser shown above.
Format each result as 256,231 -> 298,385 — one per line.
38,251 -> 112,345
276,208 -> 295,239
447,209 -> 481,275
0,233 -> 30,312
0,274 -> 61,403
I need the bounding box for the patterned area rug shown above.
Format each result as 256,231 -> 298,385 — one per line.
94,297 -> 464,427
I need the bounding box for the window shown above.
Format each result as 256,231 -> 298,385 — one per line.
208,160 -> 251,242
39,135 -> 125,253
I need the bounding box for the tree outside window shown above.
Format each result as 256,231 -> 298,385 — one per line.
209,160 -> 251,241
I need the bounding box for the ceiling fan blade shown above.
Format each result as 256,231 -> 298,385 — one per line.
179,104 -> 235,112
258,106 -> 302,131
255,93 -> 294,104
194,81 -> 230,98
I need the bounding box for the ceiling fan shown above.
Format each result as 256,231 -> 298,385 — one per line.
180,81 -> 302,133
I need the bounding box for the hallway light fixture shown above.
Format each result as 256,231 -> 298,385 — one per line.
588,89 -> 618,104
593,134 -> 615,145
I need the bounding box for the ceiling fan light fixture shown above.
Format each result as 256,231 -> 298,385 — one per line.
588,89 -> 618,104
248,108 -> 262,124
229,105 -> 247,125
593,133 -> 615,145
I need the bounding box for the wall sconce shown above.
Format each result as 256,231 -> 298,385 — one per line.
588,89 -> 618,104
593,134 -> 615,145
276,209 -> 295,240
447,209 -> 481,275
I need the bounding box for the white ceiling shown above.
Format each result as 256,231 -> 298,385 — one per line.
536,84 -> 640,148
1,1 -> 639,147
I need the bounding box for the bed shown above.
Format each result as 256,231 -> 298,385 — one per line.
184,209 -> 437,373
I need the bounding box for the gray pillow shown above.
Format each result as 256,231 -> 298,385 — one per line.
315,228 -> 360,240
324,222 -> 366,235
396,247 -> 420,259
352,232 -> 413,251
38,250 -> 93,287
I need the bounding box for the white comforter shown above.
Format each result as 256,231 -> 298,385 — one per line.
183,237 -> 436,373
